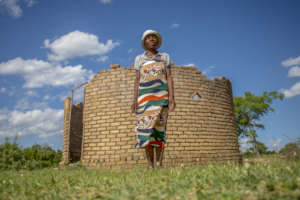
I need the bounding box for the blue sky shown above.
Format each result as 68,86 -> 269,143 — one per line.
0,0 -> 299,152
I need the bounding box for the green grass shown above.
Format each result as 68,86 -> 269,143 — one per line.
0,156 -> 299,200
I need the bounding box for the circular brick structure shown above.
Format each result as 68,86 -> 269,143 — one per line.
62,64 -> 242,168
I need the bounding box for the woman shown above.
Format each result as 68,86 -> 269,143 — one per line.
131,30 -> 175,168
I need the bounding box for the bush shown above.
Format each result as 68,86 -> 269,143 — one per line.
279,142 -> 300,160
0,137 -> 62,170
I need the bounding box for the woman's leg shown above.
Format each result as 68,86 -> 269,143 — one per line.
155,147 -> 164,167
145,145 -> 154,168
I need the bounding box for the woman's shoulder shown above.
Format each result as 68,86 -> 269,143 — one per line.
159,52 -> 170,57
159,52 -> 171,63
134,54 -> 144,71
159,52 -> 171,67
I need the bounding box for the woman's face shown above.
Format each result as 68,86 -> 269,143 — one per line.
144,34 -> 159,50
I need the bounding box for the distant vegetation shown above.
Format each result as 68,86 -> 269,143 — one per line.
233,91 -> 284,155
278,142 -> 300,160
0,137 -> 62,170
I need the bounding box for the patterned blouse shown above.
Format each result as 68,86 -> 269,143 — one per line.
134,51 -> 171,71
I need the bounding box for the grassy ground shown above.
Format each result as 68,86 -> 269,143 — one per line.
0,155 -> 299,200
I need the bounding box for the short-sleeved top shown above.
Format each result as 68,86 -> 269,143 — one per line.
134,52 -> 171,71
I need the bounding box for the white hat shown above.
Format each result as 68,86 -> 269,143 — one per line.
141,30 -> 162,50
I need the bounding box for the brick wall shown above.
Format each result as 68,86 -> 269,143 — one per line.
62,98 -> 83,163
76,64 -> 242,169
62,97 -> 71,163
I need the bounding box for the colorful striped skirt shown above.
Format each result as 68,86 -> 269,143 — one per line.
135,61 -> 169,148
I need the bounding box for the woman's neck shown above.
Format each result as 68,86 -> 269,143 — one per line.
145,49 -> 158,58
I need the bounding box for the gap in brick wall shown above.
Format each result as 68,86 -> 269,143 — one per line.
193,93 -> 201,100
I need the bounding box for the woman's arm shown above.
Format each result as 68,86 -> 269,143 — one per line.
131,70 -> 140,113
166,66 -> 175,111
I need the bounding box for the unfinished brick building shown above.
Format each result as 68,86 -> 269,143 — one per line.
62,64 -> 242,169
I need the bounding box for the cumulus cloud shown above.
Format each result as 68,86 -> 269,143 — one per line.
100,0 -> 112,4
42,92 -> 68,102
44,30 -> 119,62
0,0 -> 22,18
280,82 -> 300,98
25,90 -> 38,97
202,65 -> 215,75
0,108 -> 64,138
96,55 -> 109,63
183,63 -> 195,67
24,0 -> 36,7
0,0 -> 37,18
267,138 -> 282,152
288,66 -> 300,77
0,57 -> 94,88
239,137 -> 252,152
281,55 -> 300,98
128,48 -> 134,54
73,86 -> 85,103
170,23 -> 180,29
14,96 -> 48,111
282,56 -> 300,67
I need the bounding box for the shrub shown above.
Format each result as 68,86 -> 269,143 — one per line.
0,137 -> 62,170
279,142 -> 300,160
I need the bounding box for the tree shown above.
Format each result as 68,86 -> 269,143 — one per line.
279,142 -> 300,159
248,140 -> 268,154
296,136 -> 300,146
234,91 -> 284,155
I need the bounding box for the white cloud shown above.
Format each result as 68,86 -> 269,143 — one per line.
44,30 -> 119,62
14,98 -> 30,110
14,97 -> 48,111
100,0 -> 112,4
0,0 -> 22,18
73,86 -> 84,103
0,87 -> 6,93
267,138 -> 282,152
170,23 -> 180,29
0,57 -> 94,88
282,56 -> 300,67
128,48 -> 134,54
8,90 -> 15,96
25,0 -> 36,7
202,65 -> 215,75
280,81 -> 300,98
288,66 -> 300,77
96,55 -> 109,62
0,108 -> 64,138
281,55 -> 300,98
43,92 -> 68,102
0,0 -> 37,18
183,63 -> 195,67
239,137 -> 252,152
43,95 -> 50,100
25,90 -> 38,97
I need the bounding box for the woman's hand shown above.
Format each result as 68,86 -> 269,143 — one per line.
169,98 -> 175,112
131,103 -> 137,114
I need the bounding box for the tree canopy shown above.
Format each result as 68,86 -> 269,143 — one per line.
233,91 -> 284,155
234,91 -> 284,138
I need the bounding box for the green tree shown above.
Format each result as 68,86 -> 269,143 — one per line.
234,91 -> 284,155
0,137 -> 62,170
296,136 -> 300,146
279,142 -> 300,159
0,136 -> 25,170
248,140 -> 268,154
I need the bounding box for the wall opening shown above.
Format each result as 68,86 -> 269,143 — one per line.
192,92 -> 201,100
